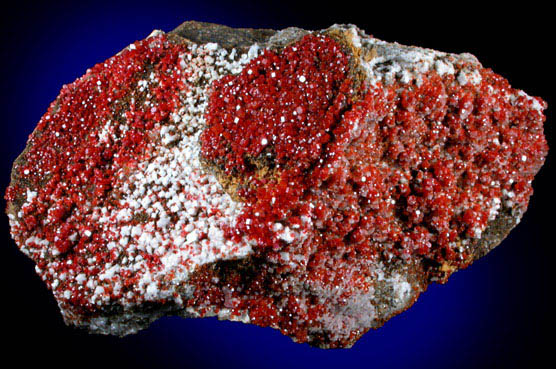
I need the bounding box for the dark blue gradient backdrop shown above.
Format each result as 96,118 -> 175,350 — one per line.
1,1 -> 553,368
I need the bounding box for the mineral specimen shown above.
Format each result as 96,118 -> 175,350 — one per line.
5,21 -> 548,348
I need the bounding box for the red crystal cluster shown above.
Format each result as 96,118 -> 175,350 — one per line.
5,35 -> 189,308
199,34 -> 547,342
203,34 -> 547,265
202,34 -> 354,250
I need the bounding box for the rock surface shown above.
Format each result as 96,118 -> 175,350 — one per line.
5,21 -> 548,348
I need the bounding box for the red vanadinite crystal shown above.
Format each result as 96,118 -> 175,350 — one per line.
5,34 -> 190,310
202,34 -> 352,174
201,34 -> 548,339
203,34 -> 548,264
202,34 -> 354,249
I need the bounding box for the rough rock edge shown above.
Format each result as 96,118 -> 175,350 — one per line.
5,21 -> 537,348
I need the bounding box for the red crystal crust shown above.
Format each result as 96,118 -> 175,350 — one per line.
199,34 -> 547,343
5,35 -> 190,309
203,34 -> 547,264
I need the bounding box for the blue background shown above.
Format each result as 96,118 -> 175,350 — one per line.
1,1 -> 553,368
